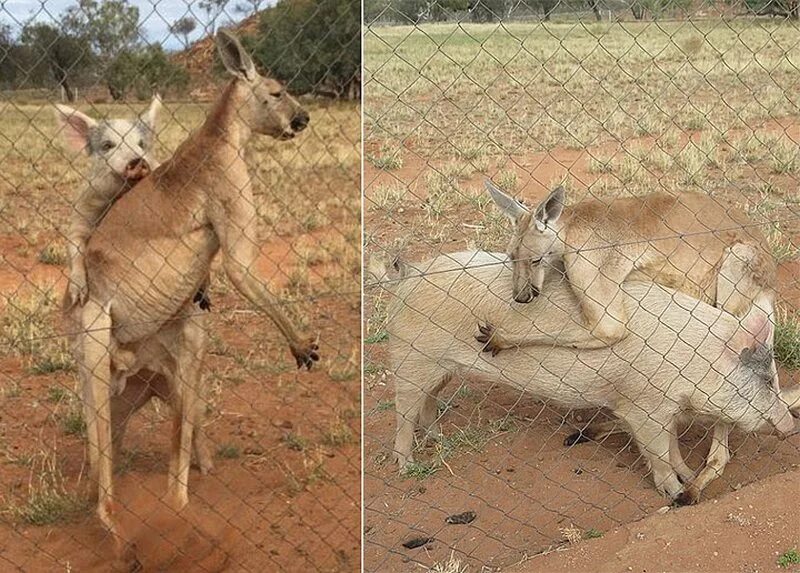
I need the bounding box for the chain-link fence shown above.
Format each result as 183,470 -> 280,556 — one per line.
0,0 -> 360,570
364,3 -> 800,571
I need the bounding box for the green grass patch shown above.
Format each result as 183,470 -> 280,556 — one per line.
775,309 -> 800,371
37,244 -> 67,266
216,444 -> 241,459
282,432 -> 310,452
778,549 -> 800,568
401,460 -> 438,480
365,330 -> 388,344
61,410 -> 86,437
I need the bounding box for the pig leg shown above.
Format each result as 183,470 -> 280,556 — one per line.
417,376 -> 451,444
394,364 -> 448,468
617,407 -> 683,499
675,422 -> 730,506
668,429 -> 696,484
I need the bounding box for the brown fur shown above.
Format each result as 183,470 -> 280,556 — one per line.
72,30 -> 317,565
485,183 -> 779,505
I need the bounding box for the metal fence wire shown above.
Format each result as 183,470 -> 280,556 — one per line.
0,0 -> 360,571
364,3 -> 800,571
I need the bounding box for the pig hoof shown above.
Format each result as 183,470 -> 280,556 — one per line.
564,430 -> 591,446
673,489 -> 699,507
193,287 -> 212,311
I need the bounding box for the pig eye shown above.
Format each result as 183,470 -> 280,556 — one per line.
101,141 -> 115,152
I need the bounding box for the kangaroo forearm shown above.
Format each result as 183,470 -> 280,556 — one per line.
231,269 -> 303,347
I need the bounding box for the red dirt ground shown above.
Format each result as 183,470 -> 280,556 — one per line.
0,233 -> 359,569
364,119 -> 800,572
514,467 -> 800,572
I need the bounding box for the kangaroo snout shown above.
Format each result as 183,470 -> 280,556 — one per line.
124,158 -> 150,181
514,284 -> 540,304
290,111 -> 310,133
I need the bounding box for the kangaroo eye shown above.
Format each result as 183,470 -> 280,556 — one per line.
270,90 -> 282,98
101,141 -> 115,152
138,139 -> 145,148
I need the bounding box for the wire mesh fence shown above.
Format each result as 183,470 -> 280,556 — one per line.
364,3 -> 800,571
0,0 -> 360,570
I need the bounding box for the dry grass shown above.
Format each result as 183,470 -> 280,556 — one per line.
366,22 -> 800,161
1,95 -> 361,545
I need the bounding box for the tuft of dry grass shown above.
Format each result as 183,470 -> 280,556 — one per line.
5,449 -> 88,525
0,288 -> 74,374
428,553 -> 468,573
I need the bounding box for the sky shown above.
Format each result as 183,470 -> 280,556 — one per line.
1,0 -> 264,50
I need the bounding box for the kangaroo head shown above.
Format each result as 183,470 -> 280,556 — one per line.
216,29 -> 309,140
485,180 -> 565,303
54,95 -> 161,181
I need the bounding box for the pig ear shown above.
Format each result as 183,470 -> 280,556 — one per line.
54,104 -> 97,153
142,94 -> 162,130
731,308 -> 774,353
745,309 -> 773,348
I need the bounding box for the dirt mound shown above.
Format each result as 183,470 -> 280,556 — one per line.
522,467 -> 800,572
171,15 -> 261,96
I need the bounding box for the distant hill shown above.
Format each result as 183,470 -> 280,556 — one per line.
170,15 -> 260,97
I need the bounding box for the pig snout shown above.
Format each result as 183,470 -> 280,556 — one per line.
124,158 -> 150,181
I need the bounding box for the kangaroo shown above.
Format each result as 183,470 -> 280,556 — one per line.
55,99 -> 214,476
387,251 -> 798,502
73,30 -> 319,566
481,181 -> 778,503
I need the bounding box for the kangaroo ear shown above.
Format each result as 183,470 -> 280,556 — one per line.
216,29 -> 256,82
485,179 -> 529,225
142,93 -> 162,130
534,185 -> 565,230
54,104 -> 97,153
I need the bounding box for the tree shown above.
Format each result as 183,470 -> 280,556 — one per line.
199,0 -> 230,34
469,0 -> 507,22
364,0 -> 391,21
248,0 -> 360,99
19,23 -> 92,101
62,0 -> 141,60
392,0 -> 428,21
587,0 -> 602,21
741,0 -> 798,17
235,0 -> 264,14
0,23 -> 16,88
106,45 -> 189,100
428,0 -> 470,20
169,16 -> 197,46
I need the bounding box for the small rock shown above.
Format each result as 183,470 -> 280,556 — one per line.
656,506 -> 671,515
446,511 -> 476,525
402,536 -> 434,549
